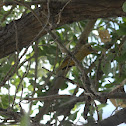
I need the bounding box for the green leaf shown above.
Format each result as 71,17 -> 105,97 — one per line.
98,103 -> 107,110
104,83 -> 113,88
60,82 -> 68,90
101,61 -> 111,75
69,88 -> 75,94
0,95 -> 13,109
28,84 -> 33,91
122,2 -> 126,12
117,23 -> 126,35
68,111 -> 78,121
116,52 -> 126,63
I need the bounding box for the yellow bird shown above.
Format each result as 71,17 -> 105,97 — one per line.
57,43 -> 96,71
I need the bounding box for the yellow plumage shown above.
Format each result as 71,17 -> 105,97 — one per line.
57,43 -> 95,71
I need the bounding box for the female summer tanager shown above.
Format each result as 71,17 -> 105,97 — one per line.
58,43 -> 96,71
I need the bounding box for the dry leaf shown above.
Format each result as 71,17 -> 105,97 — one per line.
98,29 -> 111,43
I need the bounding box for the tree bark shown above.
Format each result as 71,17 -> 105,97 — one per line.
0,0 -> 126,59
93,107 -> 126,126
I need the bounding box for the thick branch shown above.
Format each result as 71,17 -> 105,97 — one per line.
0,0 -> 126,59
0,108 -> 21,122
93,108 -> 126,126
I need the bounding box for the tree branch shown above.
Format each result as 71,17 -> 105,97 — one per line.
93,107 -> 126,126
0,0 -> 125,59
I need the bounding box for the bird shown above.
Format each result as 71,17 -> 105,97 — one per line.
57,43 -> 96,71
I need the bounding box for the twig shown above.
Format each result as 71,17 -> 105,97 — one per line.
24,94 -> 73,101
48,30 -> 94,93
78,19 -> 97,44
57,0 -> 72,24
13,0 -> 42,25
94,101 -> 100,122
58,75 -> 81,88
28,42 -> 38,113
0,0 -> 52,87
1,5 -> 15,23
109,79 -> 126,94
42,66 -> 56,75
12,61 -> 31,108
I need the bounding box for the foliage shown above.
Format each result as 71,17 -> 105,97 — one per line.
0,1 -> 126,125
